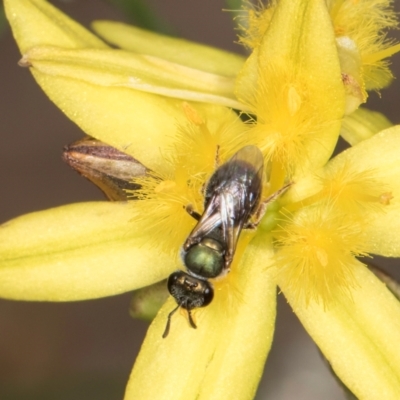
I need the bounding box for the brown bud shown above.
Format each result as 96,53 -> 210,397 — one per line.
63,137 -> 147,201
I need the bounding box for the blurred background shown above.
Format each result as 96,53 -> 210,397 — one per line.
0,1 -> 400,399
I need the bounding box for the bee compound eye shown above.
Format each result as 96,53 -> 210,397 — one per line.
201,282 -> 214,307
167,271 -> 184,295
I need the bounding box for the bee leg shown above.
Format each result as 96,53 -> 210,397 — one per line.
245,203 -> 268,229
215,144 -> 221,168
200,146 -> 220,197
224,252 -> 234,269
244,221 -> 259,230
200,182 -> 206,197
266,181 -> 293,203
185,204 -> 201,221
199,145 -> 219,199
245,182 -> 294,229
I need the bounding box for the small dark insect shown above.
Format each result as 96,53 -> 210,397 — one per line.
163,145 -> 291,337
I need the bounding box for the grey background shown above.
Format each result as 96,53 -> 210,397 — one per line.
1,1 -> 400,399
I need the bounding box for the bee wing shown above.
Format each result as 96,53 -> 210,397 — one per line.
184,145 -> 264,259
227,145 -> 264,209
218,189 -> 237,267
208,146 -> 263,208
183,198 -> 222,250
216,146 -> 264,267
227,145 -> 263,168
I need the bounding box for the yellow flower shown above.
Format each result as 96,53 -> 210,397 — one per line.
239,0 -> 400,114
2,0 -> 400,399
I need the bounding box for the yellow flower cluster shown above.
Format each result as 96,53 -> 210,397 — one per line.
2,0 -> 400,399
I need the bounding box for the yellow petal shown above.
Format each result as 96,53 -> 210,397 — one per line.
0,202 -> 175,301
325,126 -> 400,256
233,47 -> 258,107
341,107 -> 392,146
27,60 -> 237,171
237,0 -> 345,176
4,0 -> 107,52
125,234 -> 277,400
5,0 -> 197,172
280,263 -> 400,399
24,60 -> 238,173
6,0 -> 244,172
23,45 -> 245,111
31,68 -> 188,172
92,21 -> 245,79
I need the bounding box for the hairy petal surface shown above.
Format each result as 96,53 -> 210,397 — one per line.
324,126 -> 400,256
237,0 -> 345,176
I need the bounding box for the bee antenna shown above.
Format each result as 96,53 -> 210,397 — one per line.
187,309 -> 197,329
162,305 -> 180,339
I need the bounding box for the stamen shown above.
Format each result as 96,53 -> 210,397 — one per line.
363,44 -> 400,65
274,204 -> 368,306
379,192 -> 393,205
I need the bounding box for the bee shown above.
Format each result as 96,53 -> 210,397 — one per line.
162,145 -> 290,338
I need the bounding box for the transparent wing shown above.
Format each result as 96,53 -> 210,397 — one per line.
183,145 -> 264,266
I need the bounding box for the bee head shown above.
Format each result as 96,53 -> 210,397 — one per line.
162,271 -> 213,338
